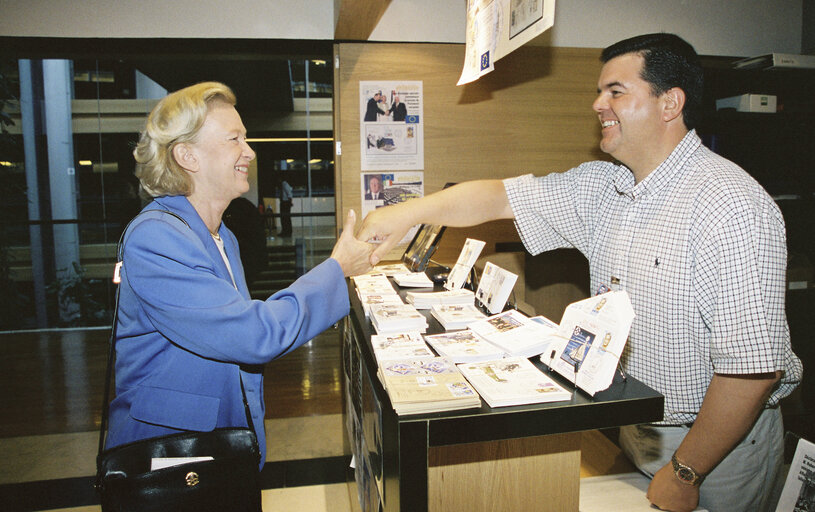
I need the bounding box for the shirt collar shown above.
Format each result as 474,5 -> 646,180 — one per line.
613,130 -> 702,199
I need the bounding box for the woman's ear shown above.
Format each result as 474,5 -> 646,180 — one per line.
662,87 -> 686,123
172,143 -> 199,172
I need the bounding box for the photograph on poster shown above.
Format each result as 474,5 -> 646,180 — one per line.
510,0 -> 544,39
359,81 -> 424,170
361,172 -> 424,245
360,172 -> 423,208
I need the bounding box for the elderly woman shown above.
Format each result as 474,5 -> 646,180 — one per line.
105,82 -> 372,468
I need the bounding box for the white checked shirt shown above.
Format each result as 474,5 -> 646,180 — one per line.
505,130 -> 802,425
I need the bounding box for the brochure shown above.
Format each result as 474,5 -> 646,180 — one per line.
424,330 -> 506,364
457,357 -> 571,408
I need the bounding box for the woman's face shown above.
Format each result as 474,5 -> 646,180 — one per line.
188,101 -> 256,203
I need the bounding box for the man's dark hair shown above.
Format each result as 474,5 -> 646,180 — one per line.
601,33 -> 703,130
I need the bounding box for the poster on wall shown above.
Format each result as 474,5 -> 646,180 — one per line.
458,0 -> 499,85
359,81 -> 424,171
459,0 -> 556,85
361,171 -> 424,244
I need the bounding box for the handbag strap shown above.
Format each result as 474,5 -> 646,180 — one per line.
96,209 -> 191,463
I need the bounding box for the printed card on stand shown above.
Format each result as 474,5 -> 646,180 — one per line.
445,238 -> 486,290
541,291 -> 635,396
474,262 -> 518,314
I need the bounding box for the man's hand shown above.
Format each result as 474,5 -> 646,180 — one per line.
647,464 -> 700,512
356,203 -> 414,266
331,209 -> 375,277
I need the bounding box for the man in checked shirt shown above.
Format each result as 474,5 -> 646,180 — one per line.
357,33 -> 802,512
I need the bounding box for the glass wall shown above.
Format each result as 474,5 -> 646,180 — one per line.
0,39 -> 334,330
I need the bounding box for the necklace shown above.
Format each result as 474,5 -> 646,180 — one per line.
210,231 -> 221,241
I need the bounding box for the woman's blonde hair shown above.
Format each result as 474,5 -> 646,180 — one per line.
133,82 -> 237,198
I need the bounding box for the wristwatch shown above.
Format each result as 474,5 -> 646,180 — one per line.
671,452 -> 706,486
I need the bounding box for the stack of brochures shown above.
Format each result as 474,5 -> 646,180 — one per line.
370,332 -> 435,364
369,303 -> 429,334
457,357 -> 572,407
430,304 -> 488,330
468,309 -> 557,358
392,272 -> 434,288
353,273 -> 404,317
424,331 -> 506,363
358,291 -> 404,317
405,288 -> 475,309
378,357 -> 482,415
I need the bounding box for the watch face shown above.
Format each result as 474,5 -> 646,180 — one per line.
677,467 -> 695,482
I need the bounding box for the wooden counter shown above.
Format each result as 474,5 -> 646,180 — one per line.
342,280 -> 663,512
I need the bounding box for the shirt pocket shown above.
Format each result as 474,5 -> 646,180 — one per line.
130,386 -> 221,432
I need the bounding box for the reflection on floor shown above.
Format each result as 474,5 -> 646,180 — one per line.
0,327 -> 353,512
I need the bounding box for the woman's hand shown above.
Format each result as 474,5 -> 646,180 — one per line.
331,209 -> 375,277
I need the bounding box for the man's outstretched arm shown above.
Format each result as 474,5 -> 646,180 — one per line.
356,179 -> 514,265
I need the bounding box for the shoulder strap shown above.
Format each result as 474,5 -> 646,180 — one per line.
96,209 -> 189,460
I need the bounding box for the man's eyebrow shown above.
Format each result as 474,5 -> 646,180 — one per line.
597,80 -> 625,93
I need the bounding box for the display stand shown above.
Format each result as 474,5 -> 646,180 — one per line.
343,279 -> 663,512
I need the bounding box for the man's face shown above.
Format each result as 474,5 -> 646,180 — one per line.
370,177 -> 382,193
592,53 -> 667,168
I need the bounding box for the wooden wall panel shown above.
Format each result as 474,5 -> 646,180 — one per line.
334,42 -> 604,262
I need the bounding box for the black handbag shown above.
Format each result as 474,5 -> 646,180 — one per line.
95,209 -> 262,511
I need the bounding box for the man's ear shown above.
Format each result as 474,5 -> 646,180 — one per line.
662,87 -> 686,123
172,143 -> 199,173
